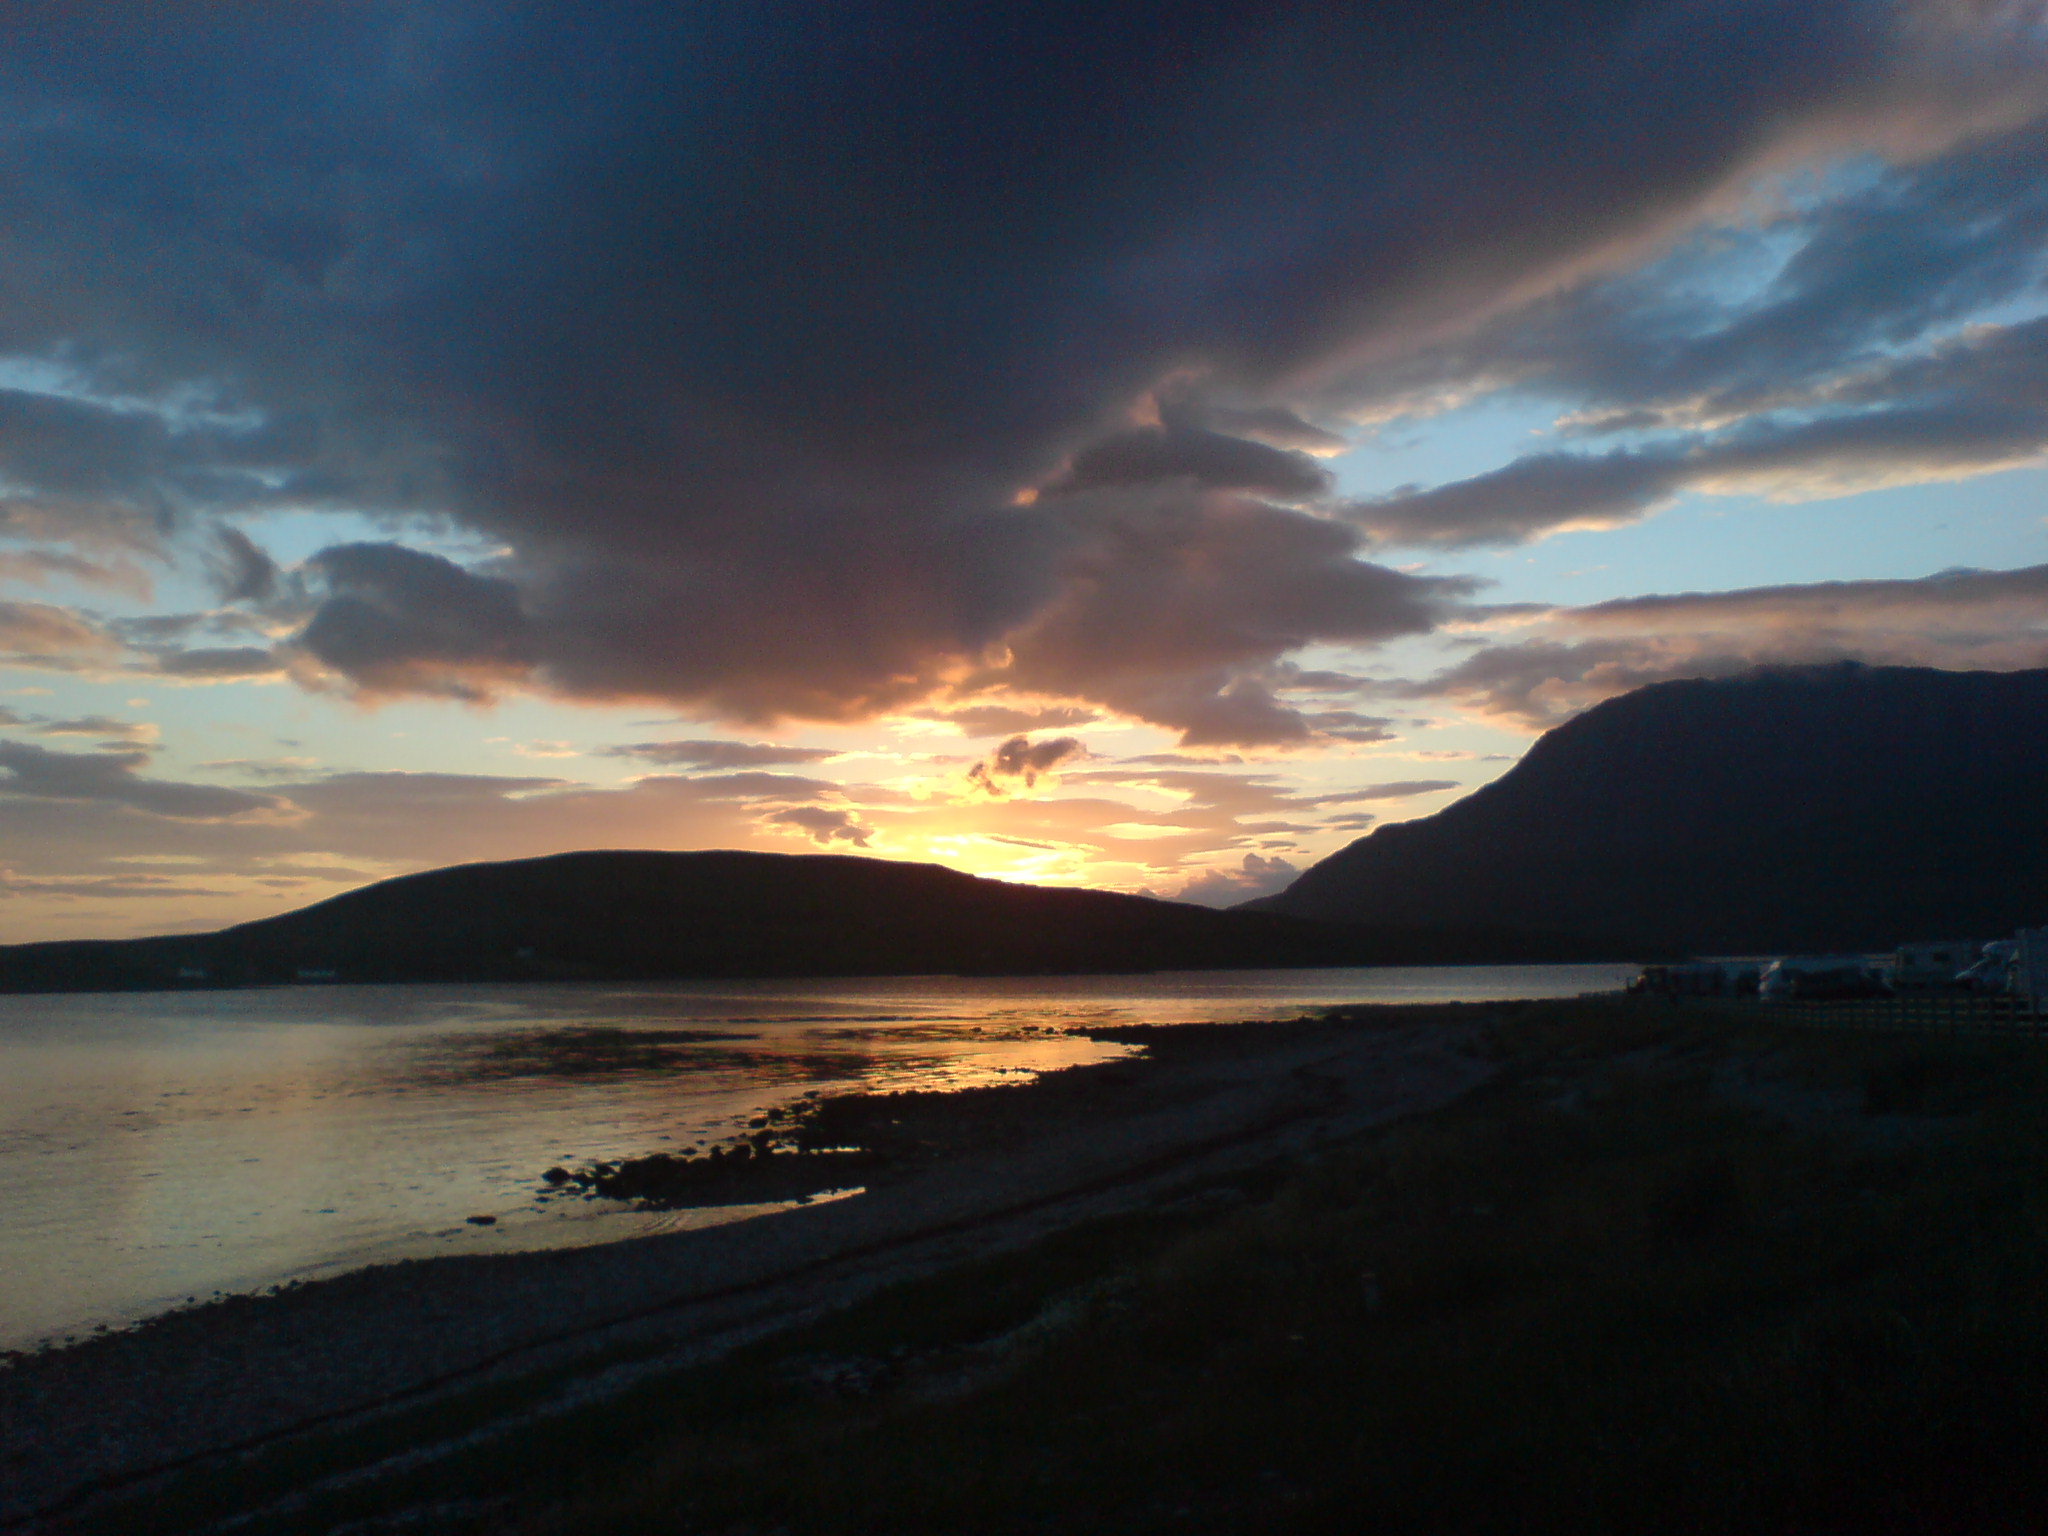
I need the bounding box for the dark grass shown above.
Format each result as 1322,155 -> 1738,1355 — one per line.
67,1002 -> 2048,1535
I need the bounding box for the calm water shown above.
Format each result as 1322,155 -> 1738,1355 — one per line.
0,964 -> 1630,1349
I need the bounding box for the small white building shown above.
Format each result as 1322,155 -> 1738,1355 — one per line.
1759,954 -> 1888,1001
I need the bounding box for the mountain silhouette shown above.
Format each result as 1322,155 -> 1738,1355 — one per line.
1249,663 -> 2048,955
0,848 -> 1588,993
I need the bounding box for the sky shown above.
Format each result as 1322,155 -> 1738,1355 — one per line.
2,0 -> 2047,942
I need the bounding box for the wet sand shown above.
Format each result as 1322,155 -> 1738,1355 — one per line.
0,1006 -> 1507,1530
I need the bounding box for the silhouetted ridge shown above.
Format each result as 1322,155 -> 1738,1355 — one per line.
0,849 -> 1588,993
1251,663 -> 2048,954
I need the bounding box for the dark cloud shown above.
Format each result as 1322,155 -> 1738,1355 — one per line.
1193,406 -> 1350,456
150,645 -> 285,679
0,740 -> 287,820
1344,116 -> 2048,436
1172,852 -> 1299,908
1570,561 -> 2048,633
0,2 -> 2019,729
1064,765 -> 1316,822
1410,562 -> 2048,725
1351,314 -> 2048,546
1000,490 -> 1472,743
665,771 -> 847,803
0,600 -> 116,667
0,387 -> 177,514
1276,668 -> 1373,692
1350,449 -> 1690,547
195,757 -> 322,780
967,734 -> 1086,796
1336,113 -> 2048,549
207,527 -> 278,603
923,703 -> 1102,737
111,613 -> 209,643
248,863 -> 383,883
105,606 -> 286,679
597,738 -> 839,769
0,704 -> 153,744
1321,813 -> 1381,832
1047,426 -> 1333,501
294,544 -> 532,699
0,547 -> 146,593
761,806 -> 873,848
0,371 -> 360,570
1406,637 -> 1771,727
36,714 -> 153,745
0,869 -> 231,900
267,770 -> 571,816
1302,709 -> 1398,744
1315,780 -> 1462,802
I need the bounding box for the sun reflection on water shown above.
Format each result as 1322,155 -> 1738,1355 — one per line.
0,963 -> 1631,1350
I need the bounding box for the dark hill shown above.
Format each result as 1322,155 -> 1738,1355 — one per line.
0,849 -> 1584,994
1250,663 -> 2048,956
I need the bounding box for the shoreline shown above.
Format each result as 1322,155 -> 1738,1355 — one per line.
0,970 -> 1637,1357
0,1004 -> 1507,1529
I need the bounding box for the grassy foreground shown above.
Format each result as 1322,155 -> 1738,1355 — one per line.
80,1001 -> 2048,1534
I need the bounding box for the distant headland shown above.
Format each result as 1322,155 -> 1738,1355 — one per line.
1252,663 -> 2048,956
0,849 -> 1589,994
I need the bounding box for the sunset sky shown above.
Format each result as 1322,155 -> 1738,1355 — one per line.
2,1 -> 2047,942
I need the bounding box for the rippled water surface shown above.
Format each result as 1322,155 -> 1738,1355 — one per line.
0,964 -> 1631,1348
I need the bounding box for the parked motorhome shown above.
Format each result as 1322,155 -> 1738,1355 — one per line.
1891,940 -> 1980,992
1759,955 -> 1891,1002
